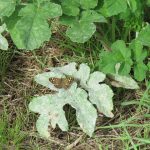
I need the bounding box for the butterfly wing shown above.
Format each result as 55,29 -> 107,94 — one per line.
49,78 -> 62,88
49,77 -> 74,89
62,77 -> 74,89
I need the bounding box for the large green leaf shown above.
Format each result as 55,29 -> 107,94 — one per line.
112,40 -> 133,75
61,0 -> 80,16
99,40 -> 133,75
66,21 -> 96,43
0,0 -> 16,17
59,16 -> 77,26
137,25 -> 150,47
8,2 -> 62,50
81,10 -> 107,23
79,0 -> 98,9
100,0 -> 127,17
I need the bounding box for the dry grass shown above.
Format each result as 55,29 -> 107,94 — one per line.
0,41 -> 150,150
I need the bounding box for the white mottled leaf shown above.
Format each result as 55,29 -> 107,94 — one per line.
29,83 -> 97,137
87,72 -> 114,117
0,34 -> 8,50
109,74 -> 139,89
29,63 -> 114,138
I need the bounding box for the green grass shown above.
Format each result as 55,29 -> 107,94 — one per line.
0,47 -> 149,149
0,110 -> 27,149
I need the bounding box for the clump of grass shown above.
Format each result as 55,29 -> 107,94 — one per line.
0,49 -> 14,80
0,37 -> 149,149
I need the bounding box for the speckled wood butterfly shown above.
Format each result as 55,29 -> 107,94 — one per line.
49,76 -> 74,89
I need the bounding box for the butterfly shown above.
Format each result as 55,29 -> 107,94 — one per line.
49,76 -> 74,89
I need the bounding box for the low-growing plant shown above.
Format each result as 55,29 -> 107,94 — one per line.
0,0 -> 149,141
29,63 -> 139,138
0,0 -> 149,80
0,0 -> 149,50
98,39 -> 149,81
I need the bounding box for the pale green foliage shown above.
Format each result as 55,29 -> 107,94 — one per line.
99,40 -> 148,81
79,0 -> 98,9
61,9 -> 107,43
0,24 -> 8,50
100,0 -> 127,17
29,63 -> 114,138
81,10 -> 107,23
60,1 -> 107,43
66,22 -> 96,43
0,0 -> 16,17
61,0 -> 80,16
6,1 -> 62,50
108,74 -> 139,89
99,40 -> 133,75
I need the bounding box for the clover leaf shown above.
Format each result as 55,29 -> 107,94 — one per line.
99,40 -> 133,75
130,40 -> 148,81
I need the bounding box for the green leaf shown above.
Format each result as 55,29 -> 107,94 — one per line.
147,0 -> 150,6
8,2 -> 62,50
137,25 -> 150,47
111,40 -> 133,75
130,40 -> 147,62
59,16 -> 77,26
0,0 -> 16,17
66,21 -> 96,43
130,40 -> 148,81
81,10 -> 107,23
127,0 -> 137,12
147,62 -> 150,71
62,10 -> 106,43
134,63 -> 148,81
100,0 -> 127,17
98,51 -> 117,74
99,40 -> 133,75
79,0 -> 98,9
61,0 -> 80,16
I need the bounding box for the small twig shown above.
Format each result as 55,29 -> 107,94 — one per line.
25,131 -> 66,147
65,134 -> 84,150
